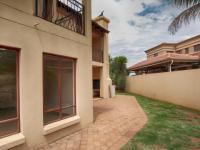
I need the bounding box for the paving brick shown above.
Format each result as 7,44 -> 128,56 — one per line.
36,95 -> 147,150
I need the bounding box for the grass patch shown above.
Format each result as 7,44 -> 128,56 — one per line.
119,93 -> 200,150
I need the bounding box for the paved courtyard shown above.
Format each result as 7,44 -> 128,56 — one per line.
37,95 -> 147,150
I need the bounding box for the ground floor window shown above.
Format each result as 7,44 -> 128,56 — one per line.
43,53 -> 76,125
0,47 -> 19,138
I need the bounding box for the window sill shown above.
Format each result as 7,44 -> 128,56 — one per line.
43,115 -> 80,135
0,133 -> 25,150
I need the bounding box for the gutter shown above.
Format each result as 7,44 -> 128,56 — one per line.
129,56 -> 199,71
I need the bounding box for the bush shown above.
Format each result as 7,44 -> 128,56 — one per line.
110,56 -> 128,91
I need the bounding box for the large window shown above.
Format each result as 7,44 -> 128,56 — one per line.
43,54 -> 76,125
0,47 -> 19,138
194,44 -> 200,52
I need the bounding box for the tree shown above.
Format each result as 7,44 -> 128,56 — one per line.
110,56 -> 128,91
168,0 -> 200,34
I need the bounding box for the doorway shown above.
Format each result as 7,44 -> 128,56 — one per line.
92,67 -> 102,98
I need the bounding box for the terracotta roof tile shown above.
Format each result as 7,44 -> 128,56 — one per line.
129,53 -> 200,71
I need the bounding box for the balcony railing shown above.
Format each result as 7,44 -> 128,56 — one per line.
92,49 -> 104,63
35,0 -> 85,35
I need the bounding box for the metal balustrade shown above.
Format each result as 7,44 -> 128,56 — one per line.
92,49 -> 104,63
35,0 -> 85,35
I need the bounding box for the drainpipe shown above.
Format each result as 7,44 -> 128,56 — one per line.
42,0 -> 47,18
169,60 -> 174,72
35,0 -> 38,16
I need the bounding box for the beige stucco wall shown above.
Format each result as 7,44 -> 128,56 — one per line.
0,0 -> 93,149
126,69 -> 200,110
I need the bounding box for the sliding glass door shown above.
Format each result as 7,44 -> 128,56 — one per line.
0,47 -> 19,138
43,54 -> 76,125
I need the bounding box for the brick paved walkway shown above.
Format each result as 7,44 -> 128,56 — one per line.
38,95 -> 147,150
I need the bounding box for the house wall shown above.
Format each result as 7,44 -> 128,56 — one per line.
146,36 -> 200,58
0,0 -> 93,149
176,36 -> 200,53
146,45 -> 175,59
126,69 -> 200,110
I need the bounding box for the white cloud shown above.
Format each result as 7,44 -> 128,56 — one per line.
92,0 -> 200,67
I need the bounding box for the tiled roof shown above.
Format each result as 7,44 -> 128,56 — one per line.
129,53 -> 200,71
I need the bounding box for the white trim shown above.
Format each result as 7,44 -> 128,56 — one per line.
92,61 -> 103,67
43,115 -> 80,135
0,133 -> 25,150
93,97 -> 103,101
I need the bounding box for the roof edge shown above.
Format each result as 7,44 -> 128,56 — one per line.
128,53 -> 200,71
145,43 -> 176,53
92,20 -> 110,33
145,34 -> 200,53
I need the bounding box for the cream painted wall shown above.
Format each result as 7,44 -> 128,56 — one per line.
0,0 -> 93,149
126,69 -> 200,110
0,0 -> 35,15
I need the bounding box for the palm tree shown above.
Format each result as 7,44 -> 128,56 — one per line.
168,0 -> 200,34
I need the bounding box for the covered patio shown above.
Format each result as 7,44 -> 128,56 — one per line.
129,53 -> 200,75
35,95 -> 147,150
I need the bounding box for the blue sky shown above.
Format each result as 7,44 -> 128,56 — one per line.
92,0 -> 200,66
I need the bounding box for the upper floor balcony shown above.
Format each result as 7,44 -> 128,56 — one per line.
92,48 -> 104,63
92,21 -> 109,63
92,28 -> 104,63
35,0 -> 85,35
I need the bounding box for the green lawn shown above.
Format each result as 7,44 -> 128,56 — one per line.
119,93 -> 200,150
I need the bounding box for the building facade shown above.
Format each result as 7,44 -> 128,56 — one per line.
129,35 -> 200,75
0,0 -> 111,149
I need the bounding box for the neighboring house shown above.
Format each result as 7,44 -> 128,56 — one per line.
0,0 -> 111,149
129,35 -> 200,75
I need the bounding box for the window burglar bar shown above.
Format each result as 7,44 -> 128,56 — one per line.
35,0 -> 85,35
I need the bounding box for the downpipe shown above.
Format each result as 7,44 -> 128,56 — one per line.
169,60 -> 174,72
